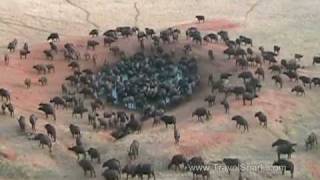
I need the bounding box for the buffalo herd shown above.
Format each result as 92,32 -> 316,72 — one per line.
0,15 -> 319,179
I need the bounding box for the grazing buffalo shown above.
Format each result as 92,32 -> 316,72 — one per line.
272,139 -> 296,147
33,64 -> 47,74
72,106 -> 88,118
222,158 -> 241,175
122,163 -> 137,179
46,64 -> 55,73
312,56 -> 320,65
220,73 -> 232,80
43,49 -> 54,60
128,140 -> 139,160
17,116 -> 26,132
168,154 -> 187,171
238,71 -> 253,82
231,115 -> 249,132
104,36 -> 116,47
49,42 -> 58,53
272,75 -> 283,88
133,163 -> 156,180
69,124 -> 81,138
38,103 -> 56,120
0,88 -> 11,101
145,28 -> 156,38
231,86 -> 245,99
78,159 -> 96,177
87,40 -> 99,50
273,45 -> 280,54
44,124 -> 56,142
283,71 -> 299,82
208,50 -> 214,61
97,118 -> 108,130
299,76 -> 312,89
2,103 -> 14,117
87,147 -> 101,164
110,46 -> 120,55
291,85 -> 305,96
255,67 -> 265,80
276,144 -> 295,160
269,65 -> 282,74
19,49 -> 30,59
126,116 -> 142,133
102,169 -> 120,180
242,92 -> 258,105
68,61 -> 80,70
160,115 -> 176,128
185,156 -> 205,171
24,78 -> 31,88
312,77 -> 320,86
174,126 -> 180,144
273,159 -> 294,178
68,145 -> 86,160
195,15 -> 205,23
29,114 -> 37,131
239,35 -> 253,46
7,38 -> 17,52
76,136 -> 83,146
89,29 -> 99,37
38,76 -> 48,86
204,33 -> 218,43
33,133 -> 52,153
305,132 -> 318,151
102,158 -> 121,172
204,94 -> 216,107
50,96 -> 66,109
192,107 -> 211,122
254,111 -> 267,127
47,33 -> 59,42
221,99 -> 230,114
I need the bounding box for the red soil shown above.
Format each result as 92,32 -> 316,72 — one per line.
306,161 -> 320,179
0,147 -> 17,161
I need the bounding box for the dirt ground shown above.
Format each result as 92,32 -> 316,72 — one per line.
0,1 -> 320,180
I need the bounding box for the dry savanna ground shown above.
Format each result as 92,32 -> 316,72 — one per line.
0,0 -> 320,180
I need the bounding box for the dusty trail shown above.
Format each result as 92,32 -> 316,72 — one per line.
134,2 -> 140,26
244,0 -> 263,24
64,0 -> 99,29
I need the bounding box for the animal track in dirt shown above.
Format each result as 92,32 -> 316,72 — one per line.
64,0 -> 99,29
244,0 -> 263,24
134,2 -> 140,26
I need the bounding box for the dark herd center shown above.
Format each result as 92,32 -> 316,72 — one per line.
96,52 -> 200,111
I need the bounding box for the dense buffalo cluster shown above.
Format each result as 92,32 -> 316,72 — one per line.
1,14 -> 320,180
97,52 -> 200,111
